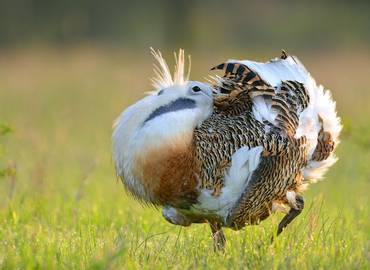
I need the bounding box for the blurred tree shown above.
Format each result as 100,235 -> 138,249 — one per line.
0,0 -> 369,50
162,0 -> 194,47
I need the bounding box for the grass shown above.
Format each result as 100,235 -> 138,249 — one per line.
0,48 -> 369,269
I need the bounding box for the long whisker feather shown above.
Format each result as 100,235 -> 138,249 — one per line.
150,47 -> 191,91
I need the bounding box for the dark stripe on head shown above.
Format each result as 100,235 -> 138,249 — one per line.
144,98 -> 196,123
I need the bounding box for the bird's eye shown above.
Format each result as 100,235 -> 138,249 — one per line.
192,86 -> 201,93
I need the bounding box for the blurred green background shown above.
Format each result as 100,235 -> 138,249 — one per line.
0,1 -> 369,269
0,0 -> 370,51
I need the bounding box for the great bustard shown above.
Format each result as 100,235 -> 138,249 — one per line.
112,49 -> 341,251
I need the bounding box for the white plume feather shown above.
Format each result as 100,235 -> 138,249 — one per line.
150,48 -> 191,90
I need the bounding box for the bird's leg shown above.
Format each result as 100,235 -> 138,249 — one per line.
275,194 -> 304,239
209,221 -> 226,252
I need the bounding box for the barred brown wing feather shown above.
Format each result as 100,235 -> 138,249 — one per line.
271,80 -> 310,137
311,118 -> 335,161
211,61 -> 310,139
211,62 -> 266,94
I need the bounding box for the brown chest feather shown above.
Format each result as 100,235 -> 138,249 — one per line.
134,140 -> 199,207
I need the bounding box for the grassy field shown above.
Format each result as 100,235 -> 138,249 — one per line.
0,48 -> 369,269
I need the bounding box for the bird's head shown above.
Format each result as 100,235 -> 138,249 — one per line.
144,80 -> 213,125
114,48 -> 213,140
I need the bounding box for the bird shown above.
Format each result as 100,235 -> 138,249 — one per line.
112,48 -> 341,251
